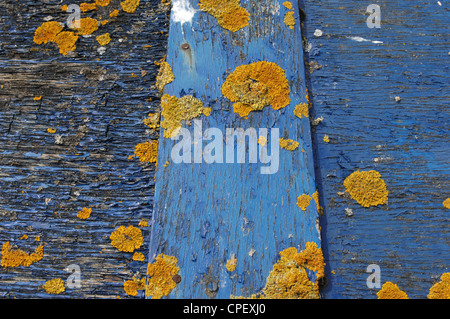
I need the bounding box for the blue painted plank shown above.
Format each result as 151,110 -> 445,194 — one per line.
148,0 -> 321,298
301,0 -> 449,298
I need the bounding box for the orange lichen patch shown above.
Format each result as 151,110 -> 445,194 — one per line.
294,103 -> 309,118
138,219 -> 149,227
77,207 -> 92,219
232,102 -> 253,119
377,282 -> 408,299
43,278 -> 65,295
110,225 -> 144,253
1,241 -> 44,268
202,107 -> 212,117
124,276 -> 146,296
344,170 -> 389,207
257,136 -> 267,146
160,94 -> 209,138
283,1 -> 293,10
61,4 -> 68,11
33,21 -> 63,45
80,2 -> 98,11
155,60 -> 175,93
296,194 -> 312,211
74,17 -> 99,35
109,9 -> 120,17
279,138 -> 299,151
53,31 -> 79,55
133,141 -> 158,163
96,33 -> 111,46
100,20 -> 109,26
323,134 -> 330,143
132,252 -> 145,261
47,128 -> 56,134
226,254 -> 237,272
95,0 -> 112,6
146,253 -> 179,299
143,113 -> 160,130
312,190 -> 323,216
443,198 -> 450,209
428,273 -> 450,299
222,61 -> 290,118
199,0 -> 250,32
258,243 -> 324,299
284,11 -> 295,30
19,234 -> 28,240
121,0 -> 140,13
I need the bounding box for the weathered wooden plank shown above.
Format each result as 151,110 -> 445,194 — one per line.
300,0 -> 449,298
0,0 -> 170,298
148,0 -> 322,299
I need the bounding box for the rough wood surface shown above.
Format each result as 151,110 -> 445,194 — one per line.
0,0 -> 170,298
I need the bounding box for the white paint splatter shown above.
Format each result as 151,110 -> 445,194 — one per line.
171,0 -> 196,26
348,36 -> 383,44
314,29 -> 323,37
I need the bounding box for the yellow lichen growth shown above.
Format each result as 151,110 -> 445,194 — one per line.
254,243 -> 324,299
133,141 -> 158,163
323,134 -> 330,143
109,9 -> 120,17
61,4 -> 68,11
110,225 -> 144,253
428,273 -> 450,299
443,198 -> 450,209
74,17 -> 99,35
296,194 -> 312,211
279,138 -> 299,151
294,103 -> 309,118
33,21 -> 63,45
199,0 -> 250,32
284,11 -> 295,30
146,253 -> 179,299
19,234 -> 28,240
124,276 -> 146,296
1,241 -> 44,268
376,282 -> 408,299
138,219 -> 149,227
77,207 -> 92,219
283,1 -> 293,10
133,252 -> 145,261
43,278 -> 65,295
95,0 -> 112,6
202,107 -> 212,117
257,136 -> 267,146
54,31 -> 79,55
160,94 -> 209,138
222,61 -> 290,118
312,190 -> 323,216
143,113 -> 160,130
96,33 -> 111,46
47,128 -> 56,133
344,170 -> 389,207
80,2 -> 98,11
226,254 -> 237,272
121,0 -> 140,13
155,60 -> 175,93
